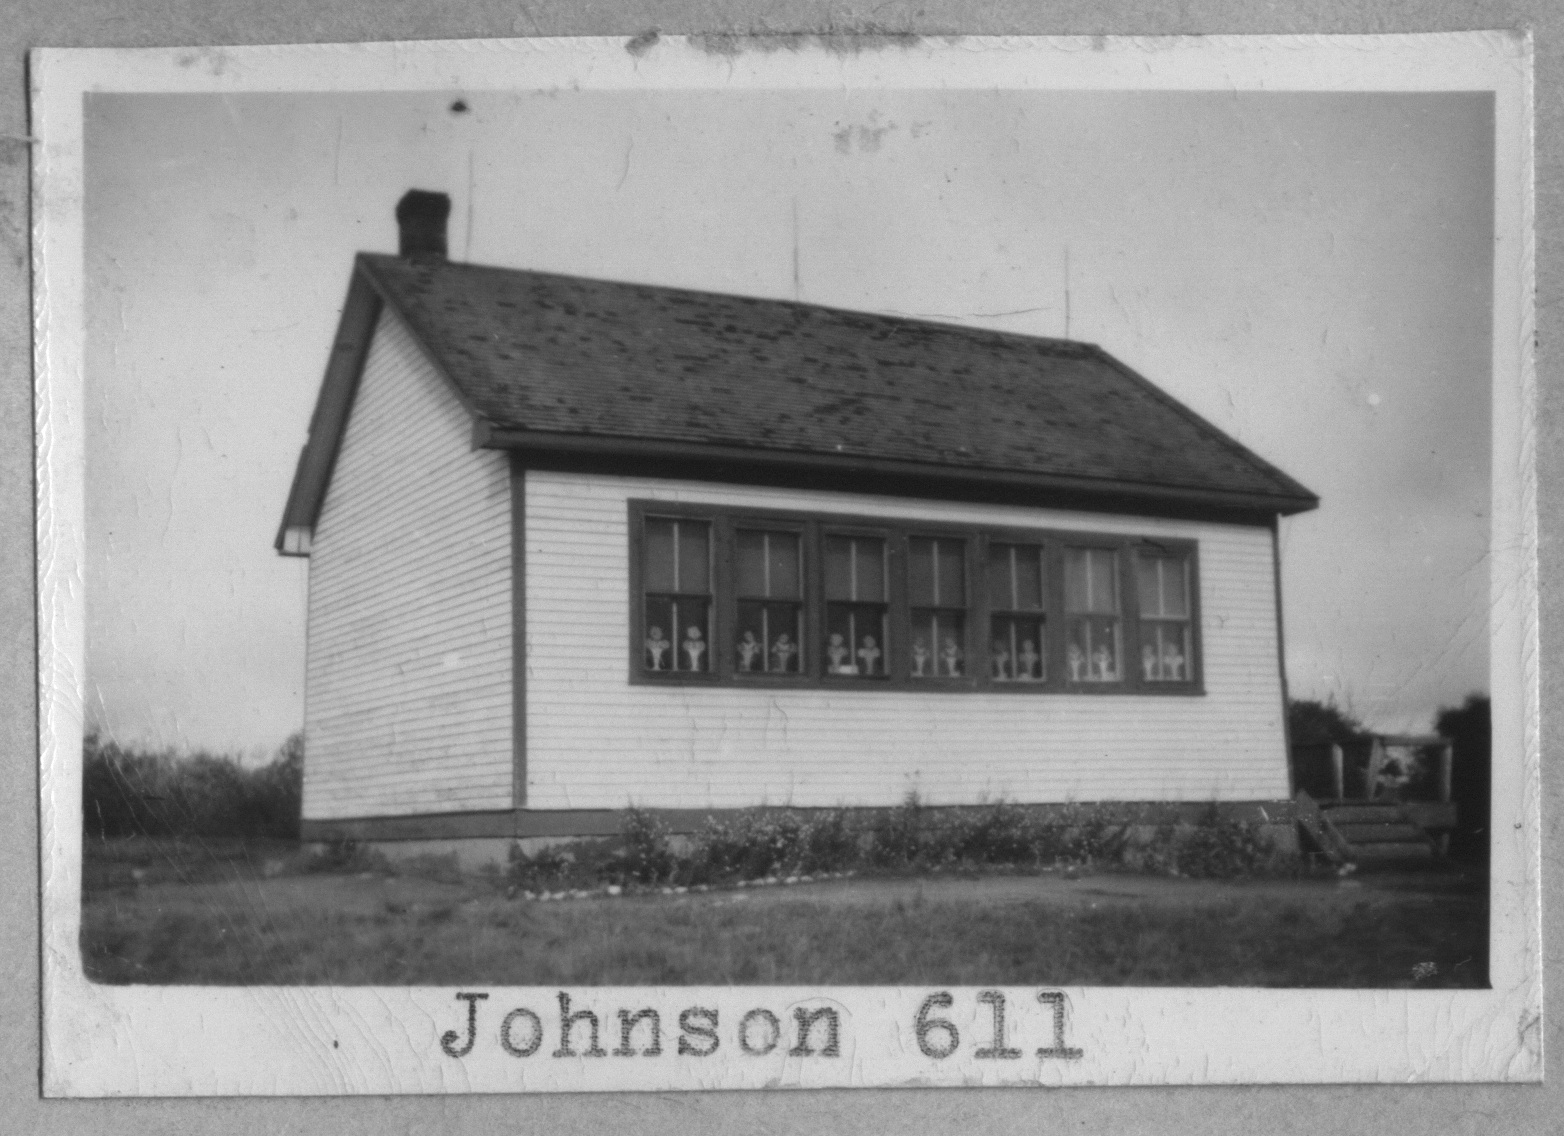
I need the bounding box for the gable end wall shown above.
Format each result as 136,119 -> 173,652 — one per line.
303,308 -> 513,820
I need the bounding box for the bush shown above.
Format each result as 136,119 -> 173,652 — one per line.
497,798 -> 1293,896
869,794 -> 928,867
689,807 -> 861,882
614,807 -> 676,884
1171,810 -> 1278,878
82,732 -> 304,840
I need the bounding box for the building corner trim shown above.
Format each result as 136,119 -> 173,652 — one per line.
510,456 -> 527,810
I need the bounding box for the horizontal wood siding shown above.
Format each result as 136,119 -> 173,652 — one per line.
303,309 -> 512,820
525,471 -> 1288,810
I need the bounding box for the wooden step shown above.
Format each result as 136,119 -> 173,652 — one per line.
1320,805 -> 1404,824
1331,822 -> 1428,845
1297,791 -> 1442,868
1349,842 -> 1436,862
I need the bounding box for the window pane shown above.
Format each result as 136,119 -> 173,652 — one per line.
672,598 -> 711,671
736,530 -> 767,596
825,536 -> 885,602
911,609 -> 965,677
856,539 -> 886,602
990,544 -> 1043,611
1136,556 -> 1161,616
1065,548 -> 1118,615
937,540 -> 965,606
768,532 -> 801,599
1141,622 -> 1191,682
908,538 -> 935,607
676,521 -> 710,594
1067,615 -> 1121,682
1090,551 -> 1117,613
1137,555 -> 1189,619
991,615 -> 1045,681
825,603 -> 886,676
911,537 -> 966,607
985,547 -> 1012,610
644,597 -> 675,671
824,536 -> 851,599
736,600 -> 803,674
1160,557 -> 1189,617
644,519 -> 677,594
1013,546 -> 1043,611
1064,549 -> 1085,610
736,529 -> 802,600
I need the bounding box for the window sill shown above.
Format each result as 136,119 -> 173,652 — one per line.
627,672 -> 1205,695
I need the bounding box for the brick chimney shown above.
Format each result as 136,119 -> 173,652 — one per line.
395,189 -> 451,260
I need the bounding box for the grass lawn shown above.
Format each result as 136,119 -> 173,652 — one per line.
79,837 -> 1488,988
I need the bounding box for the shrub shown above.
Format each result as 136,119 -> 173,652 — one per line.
869,793 -> 928,867
949,801 -> 1037,865
1168,808 -> 1279,878
683,808 -> 850,883
802,809 -> 858,873
615,807 -> 676,884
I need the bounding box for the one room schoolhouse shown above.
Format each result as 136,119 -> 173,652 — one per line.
278,190 -> 1319,850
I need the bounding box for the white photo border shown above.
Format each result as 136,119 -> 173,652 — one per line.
34,32 -> 1540,1095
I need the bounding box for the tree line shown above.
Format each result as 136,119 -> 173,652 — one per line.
81,731 -> 303,840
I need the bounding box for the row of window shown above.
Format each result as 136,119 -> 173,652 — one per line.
630,502 -> 1202,693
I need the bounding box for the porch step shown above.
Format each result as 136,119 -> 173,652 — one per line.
1295,792 -> 1441,868
1313,803 -> 1404,824
1349,841 -> 1436,863
1331,822 -> 1428,845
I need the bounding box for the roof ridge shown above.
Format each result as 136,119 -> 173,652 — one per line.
354,252 -> 1100,361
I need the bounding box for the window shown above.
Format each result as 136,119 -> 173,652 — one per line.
908,537 -> 968,678
641,516 -> 713,673
629,501 -> 1200,694
1137,551 -> 1192,683
823,534 -> 888,677
1065,547 -> 1121,683
735,528 -> 804,674
987,543 -> 1046,682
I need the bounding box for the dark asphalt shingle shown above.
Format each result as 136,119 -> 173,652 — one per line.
356,253 -> 1315,507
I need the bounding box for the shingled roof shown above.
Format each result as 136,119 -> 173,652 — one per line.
278,252 -> 1316,549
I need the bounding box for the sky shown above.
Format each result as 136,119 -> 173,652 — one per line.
82,86 -> 1495,760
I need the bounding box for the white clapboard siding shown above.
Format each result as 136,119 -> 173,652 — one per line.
303,308 -> 512,820
525,471 -> 1289,810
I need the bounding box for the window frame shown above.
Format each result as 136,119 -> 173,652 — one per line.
732,518 -> 811,682
626,500 -> 1203,695
1131,543 -> 1203,691
985,538 -> 1052,686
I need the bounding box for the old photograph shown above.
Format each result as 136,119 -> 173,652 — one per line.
35,33 -> 1538,1093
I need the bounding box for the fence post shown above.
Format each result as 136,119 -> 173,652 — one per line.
1439,741 -> 1453,804
1366,738 -> 1386,799
1329,743 -> 1344,800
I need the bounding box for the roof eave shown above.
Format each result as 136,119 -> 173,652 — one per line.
1083,345 -> 1320,506
476,423 -> 1320,523
273,268 -> 385,553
